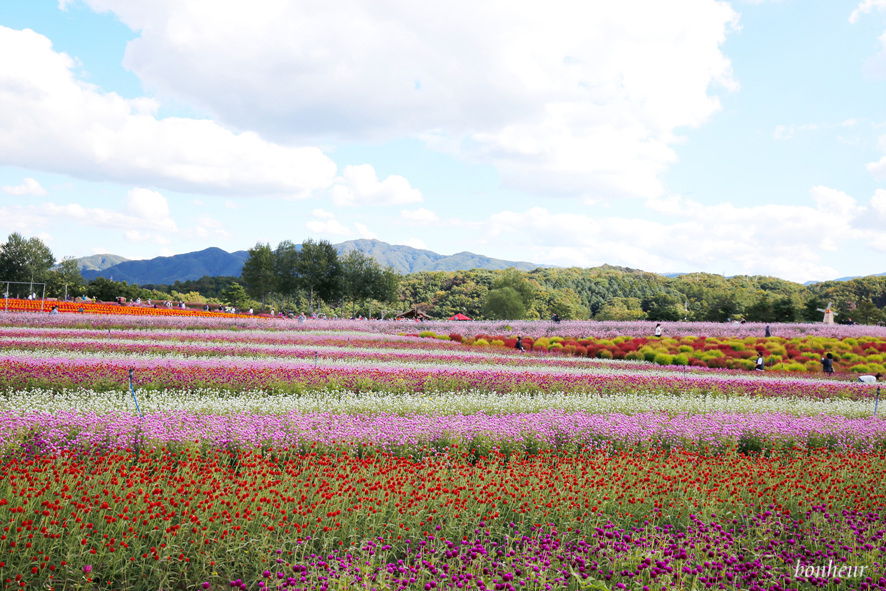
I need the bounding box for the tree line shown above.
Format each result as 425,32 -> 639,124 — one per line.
2,232 -> 885,323
237,239 -> 400,316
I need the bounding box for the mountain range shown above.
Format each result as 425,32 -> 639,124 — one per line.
78,240 -> 548,285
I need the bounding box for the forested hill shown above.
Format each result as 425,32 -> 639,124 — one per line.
397,265 -> 886,323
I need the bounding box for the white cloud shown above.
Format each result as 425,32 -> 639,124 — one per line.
193,216 -> 231,240
772,123 -> 820,140
77,0 -> 739,199
850,2 -> 886,79
468,186 -> 886,282
330,165 -> 422,207
354,223 -> 378,240
312,209 -> 335,219
400,208 -> 440,225
1,178 -> 48,197
0,26 -> 337,196
867,134 -> 886,180
125,188 -> 171,223
403,237 -> 427,250
0,187 -> 178,244
305,219 -> 351,236
850,0 -> 886,23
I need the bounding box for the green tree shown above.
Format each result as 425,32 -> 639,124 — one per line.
340,250 -> 376,316
46,257 -> 86,299
274,240 -> 301,303
296,239 -> 340,314
372,266 -> 401,319
537,287 -> 587,320
643,292 -> 682,321
595,297 -> 646,321
221,282 -> 250,309
0,232 -> 56,288
492,268 -> 536,307
86,277 -> 140,302
772,296 -> 798,323
853,300 -> 882,325
240,242 -> 277,311
745,294 -> 775,323
704,295 -> 739,322
481,287 -> 526,320
802,295 -> 823,322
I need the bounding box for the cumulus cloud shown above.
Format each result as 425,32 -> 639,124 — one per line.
402,237 -> 428,250
0,187 -> 178,244
850,0 -> 886,23
471,186 -> 886,282
0,26 -> 337,196
1,178 -> 48,197
354,223 -> 378,240
305,209 -> 351,235
75,0 -> 739,199
329,165 -> 422,207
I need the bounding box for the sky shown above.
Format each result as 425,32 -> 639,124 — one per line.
1,0 -> 885,283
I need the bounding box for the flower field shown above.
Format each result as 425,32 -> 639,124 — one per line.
0,314 -> 885,590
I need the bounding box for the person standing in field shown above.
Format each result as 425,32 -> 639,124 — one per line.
755,352 -> 765,371
654,323 -> 662,338
515,336 -> 525,352
820,352 -> 835,375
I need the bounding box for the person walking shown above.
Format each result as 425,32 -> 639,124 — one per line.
820,352 -> 835,375
654,323 -> 662,338
765,325 -> 771,338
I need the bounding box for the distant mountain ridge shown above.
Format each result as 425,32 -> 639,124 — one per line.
67,254 -> 129,273
80,247 -> 249,284
335,239 -> 546,274
76,240 -> 549,285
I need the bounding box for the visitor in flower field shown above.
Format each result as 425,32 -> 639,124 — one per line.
858,373 -> 883,384
49,305 -> 58,315
765,324 -> 771,337
515,336 -> 525,352
654,323 -> 662,337
821,352 -> 835,374
755,352 -> 765,371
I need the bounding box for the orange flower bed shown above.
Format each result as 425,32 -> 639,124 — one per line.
0,298 -> 251,319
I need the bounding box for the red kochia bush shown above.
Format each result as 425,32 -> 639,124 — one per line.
449,333 -> 464,343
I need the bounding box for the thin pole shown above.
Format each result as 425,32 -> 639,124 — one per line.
875,386 -> 880,417
128,368 -> 143,418
314,351 -> 318,368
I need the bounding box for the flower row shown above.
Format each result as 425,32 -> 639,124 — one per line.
0,450 -> 883,589
0,350 -> 876,398
3,387 -> 878,418
4,409 -> 886,454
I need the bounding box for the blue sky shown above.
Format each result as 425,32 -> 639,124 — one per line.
1,0 -> 885,283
